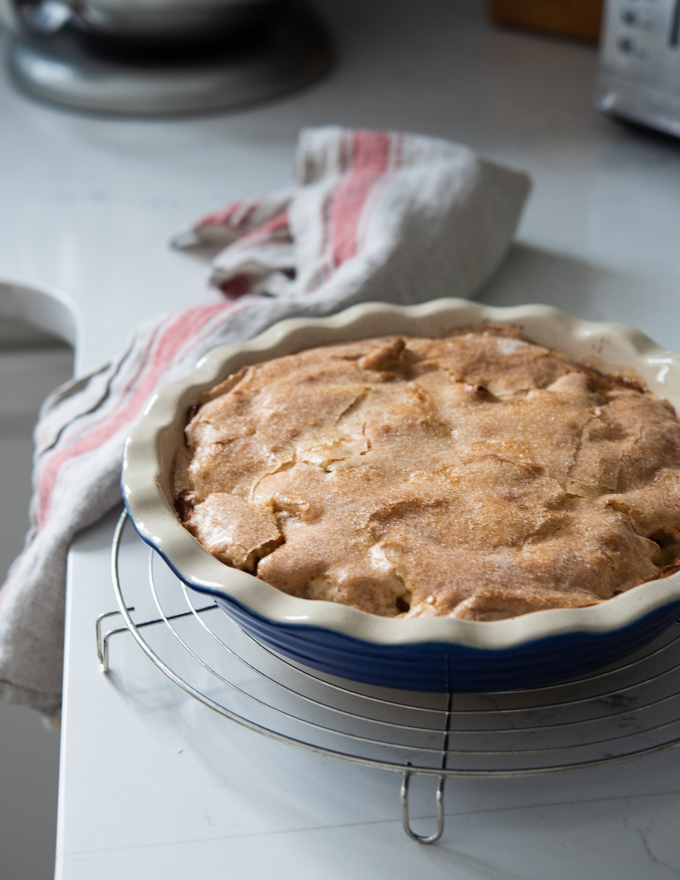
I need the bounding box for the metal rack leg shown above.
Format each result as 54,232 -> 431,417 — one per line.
401,689 -> 450,843
401,772 -> 446,844
96,608 -> 135,672
96,605 -> 217,673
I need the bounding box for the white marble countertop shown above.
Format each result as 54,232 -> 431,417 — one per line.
3,0 -> 680,876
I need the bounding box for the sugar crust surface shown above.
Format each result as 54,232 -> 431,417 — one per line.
173,327 -> 680,621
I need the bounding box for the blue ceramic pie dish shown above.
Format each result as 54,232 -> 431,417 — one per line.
122,299 -> 680,693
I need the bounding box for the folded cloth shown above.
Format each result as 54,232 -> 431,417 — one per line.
0,126 -> 530,716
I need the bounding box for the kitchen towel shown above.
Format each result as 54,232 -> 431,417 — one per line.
0,126 -> 530,716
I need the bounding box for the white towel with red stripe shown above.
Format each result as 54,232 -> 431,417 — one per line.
0,127 -> 530,715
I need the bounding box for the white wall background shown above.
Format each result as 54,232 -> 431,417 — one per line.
0,322 -> 73,880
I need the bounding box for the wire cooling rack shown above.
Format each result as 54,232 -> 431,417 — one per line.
97,510 -> 680,844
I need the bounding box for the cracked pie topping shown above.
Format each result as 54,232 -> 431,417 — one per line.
172,327 -> 680,621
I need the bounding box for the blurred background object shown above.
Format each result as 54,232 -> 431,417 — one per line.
0,0 -> 333,115
487,0 -> 605,42
596,0 -> 680,139
487,0 -> 680,140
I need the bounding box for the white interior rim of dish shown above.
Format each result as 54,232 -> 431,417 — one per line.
122,298 -> 680,650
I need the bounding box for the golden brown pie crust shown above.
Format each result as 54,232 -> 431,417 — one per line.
172,326 -> 680,621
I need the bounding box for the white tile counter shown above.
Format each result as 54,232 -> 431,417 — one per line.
3,1 -> 680,877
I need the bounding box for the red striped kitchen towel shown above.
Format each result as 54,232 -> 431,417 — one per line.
0,126 -> 530,715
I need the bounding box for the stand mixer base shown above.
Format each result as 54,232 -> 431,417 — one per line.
7,2 -> 332,116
